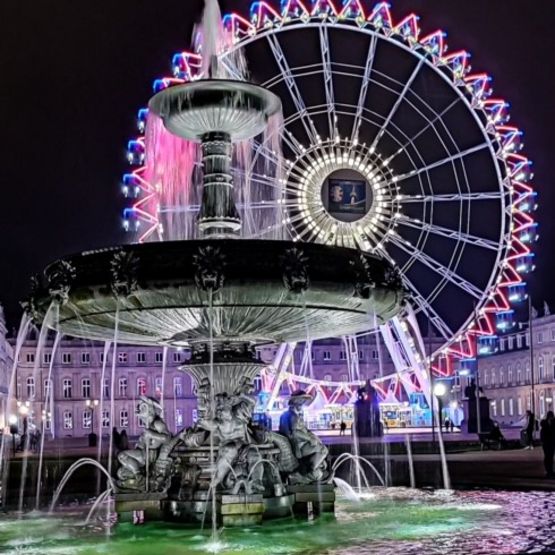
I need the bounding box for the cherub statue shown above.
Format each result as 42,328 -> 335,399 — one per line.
279,390 -> 329,483
197,380 -> 265,493
116,396 -> 173,492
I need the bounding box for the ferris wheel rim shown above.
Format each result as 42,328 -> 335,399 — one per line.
216,12 -> 510,357
126,0 -> 535,369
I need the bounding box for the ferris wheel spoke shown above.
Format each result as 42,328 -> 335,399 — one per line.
266,33 -> 319,145
218,56 -> 244,81
319,25 -> 337,140
402,280 -> 454,342
387,233 -> 483,300
371,58 -> 426,152
397,216 -> 499,251
251,138 -> 281,166
381,142 -> 490,185
399,192 -> 503,203
351,34 -> 378,143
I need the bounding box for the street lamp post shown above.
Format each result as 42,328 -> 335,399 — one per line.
86,399 -> 99,447
433,382 -> 447,431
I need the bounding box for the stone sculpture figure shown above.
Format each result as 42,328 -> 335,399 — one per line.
279,390 -> 329,483
117,396 -> 174,492
197,385 -> 266,494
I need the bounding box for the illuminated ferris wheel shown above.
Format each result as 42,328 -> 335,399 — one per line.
123,0 -> 537,401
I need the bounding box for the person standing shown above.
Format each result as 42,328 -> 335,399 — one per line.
523,410 -> 536,449
540,411 -> 555,478
340,421 -> 346,436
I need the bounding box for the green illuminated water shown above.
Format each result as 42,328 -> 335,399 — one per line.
1,489 -> 553,554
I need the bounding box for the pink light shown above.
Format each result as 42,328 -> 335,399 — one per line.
394,13 -> 420,41
339,0 -> 366,19
420,30 -> 447,56
464,73 -> 492,99
367,2 -> 392,28
442,50 -> 471,76
223,12 -> 254,37
251,1 -> 282,27
311,0 -> 339,17
282,0 -> 310,17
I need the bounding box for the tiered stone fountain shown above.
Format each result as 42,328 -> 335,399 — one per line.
28,55 -> 404,527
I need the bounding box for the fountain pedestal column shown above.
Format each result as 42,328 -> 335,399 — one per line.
198,132 -> 241,238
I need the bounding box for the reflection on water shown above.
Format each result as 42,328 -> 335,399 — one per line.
1,489 -> 554,554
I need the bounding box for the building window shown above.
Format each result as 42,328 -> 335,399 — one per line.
499,368 -> 505,387
508,337 -> 514,350
358,350 -> 364,360
507,365 -> 513,385
538,332 -> 544,344
100,352 -> 105,364
63,378 -> 72,399
43,353 -> 52,365
26,377 -> 35,399
372,350 -> 378,360
137,377 -> 147,396
118,352 -> 128,363
81,352 -> 90,364
517,364 -> 522,384
324,374 -> 332,381
137,414 -> 146,428
552,357 -> 555,381
44,379 -> 52,399
491,401 -> 497,417
155,352 -> 163,363
323,351 -> 331,361
310,350 -> 315,361
526,362 -> 531,384
518,397 -> 523,415
339,351 -> 347,360
175,408 -> 184,428
63,410 -> 73,430
341,374 -> 348,382
483,370 -> 489,387
118,377 -> 128,397
62,353 -> 71,364
137,352 -> 146,363
552,328 -> 555,342
509,398 -> 514,416
79,378 -> 90,399
120,409 -> 129,428
499,339 -> 505,351
26,352 -> 35,363
173,351 -> 181,363
173,377 -> 183,397
500,398 -> 505,416
517,335 -> 523,349
491,370 -> 496,386
539,356 -> 545,380
102,410 -> 110,428
526,333 -> 530,347
83,410 -> 92,429
155,377 -> 163,397
44,415 -> 51,431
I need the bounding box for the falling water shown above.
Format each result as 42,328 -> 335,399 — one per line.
18,302 -> 56,513
331,453 -> 384,488
0,312 -> 32,507
383,440 -> 391,487
96,341 -> 112,494
34,331 -> 62,509
436,418 -> 452,491
405,434 -> 416,488
207,290 -> 218,545
161,346 -> 168,412
49,458 -> 116,514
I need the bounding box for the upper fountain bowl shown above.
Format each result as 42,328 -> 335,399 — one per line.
149,80 -> 282,142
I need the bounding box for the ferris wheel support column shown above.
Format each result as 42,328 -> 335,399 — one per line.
264,342 -> 296,411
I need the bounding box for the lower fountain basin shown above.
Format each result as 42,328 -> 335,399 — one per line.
32,239 -> 404,346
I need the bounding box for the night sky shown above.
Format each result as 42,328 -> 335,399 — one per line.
0,0 -> 553,331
